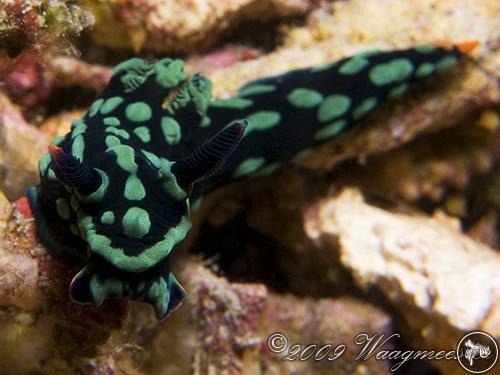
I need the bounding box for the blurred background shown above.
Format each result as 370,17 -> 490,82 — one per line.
0,0 -> 499,374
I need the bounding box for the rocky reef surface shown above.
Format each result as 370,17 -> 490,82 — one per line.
0,0 -> 499,374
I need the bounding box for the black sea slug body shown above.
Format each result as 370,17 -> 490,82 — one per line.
27,42 -> 476,319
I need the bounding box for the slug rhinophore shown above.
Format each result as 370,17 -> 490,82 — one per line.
27,42 -> 476,319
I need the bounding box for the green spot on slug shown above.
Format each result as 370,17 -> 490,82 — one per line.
148,277 -> 169,317
70,224 -> 79,236
84,169 -> 109,202
233,157 -> 266,178
103,117 -> 121,126
71,119 -> 85,129
70,195 -> 79,211
39,153 -> 51,176
100,97 -> 124,115
161,117 -> 181,145
122,207 -> 151,239
254,162 -> 281,177
415,45 -> 435,54
105,135 -> 121,148
52,135 -> 65,145
352,97 -> 378,120
369,59 -> 414,86
157,159 -> 189,201
80,211 -> 191,272
245,111 -> 281,136
293,148 -> 312,160
359,49 -> 382,57
317,95 -> 351,123
190,197 -> 203,212
238,84 -> 276,96
71,121 -> 87,139
133,126 -> 151,143
109,145 -> 137,173
314,119 -> 347,141
90,275 -> 123,306
141,150 -> 160,168
338,56 -> 370,75
56,198 -> 70,220
137,282 -> 146,294
388,83 -> 409,99
105,127 -> 130,139
310,61 -> 337,73
47,169 -> 56,180
435,56 -> 458,71
416,62 -> 435,77
125,102 -> 152,122
101,211 -> 115,225
71,136 -> 85,161
200,116 -> 211,127
210,98 -> 253,109
88,99 -> 104,117
287,88 -> 323,108
124,174 -> 146,201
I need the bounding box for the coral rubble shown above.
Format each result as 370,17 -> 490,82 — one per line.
78,0 -> 315,52
0,0 -> 93,59
0,93 -> 47,200
305,188 -> 500,374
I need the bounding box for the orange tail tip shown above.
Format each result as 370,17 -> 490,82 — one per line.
454,40 -> 480,54
432,39 -> 480,54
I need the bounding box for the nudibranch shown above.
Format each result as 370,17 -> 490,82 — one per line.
27,41 -> 476,319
